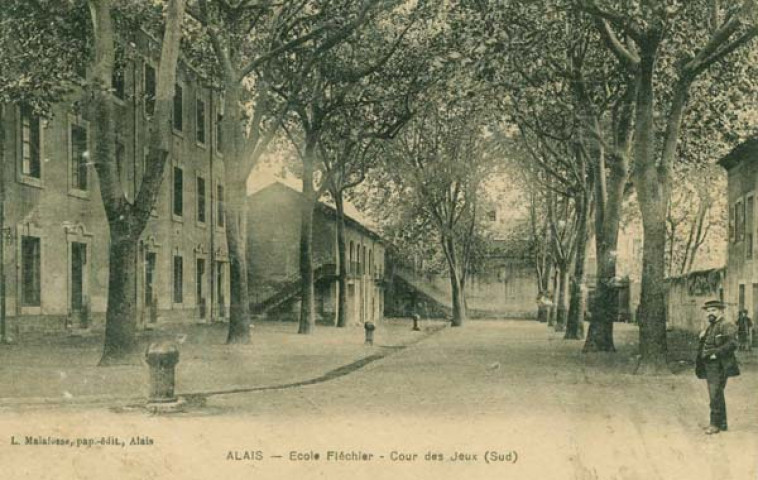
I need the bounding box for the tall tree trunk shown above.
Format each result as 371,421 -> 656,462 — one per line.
566,192 -> 589,340
298,135 -> 318,334
100,235 -> 139,363
444,236 -> 466,326
638,203 -> 668,368
222,82 -> 253,343
555,266 -> 569,332
225,182 -> 251,343
334,192 -> 348,327
450,270 -> 466,327
0,104 -> 6,343
585,246 -> 619,351
537,262 -> 552,323
548,266 -> 559,327
585,150 -> 624,352
634,49 -> 669,371
90,0 -> 185,364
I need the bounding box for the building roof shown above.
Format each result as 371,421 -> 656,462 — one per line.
247,182 -> 384,243
718,137 -> 758,171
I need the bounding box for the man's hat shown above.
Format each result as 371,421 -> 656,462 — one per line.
702,299 -> 726,310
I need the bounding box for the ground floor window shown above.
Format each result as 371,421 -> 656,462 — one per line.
21,236 -> 41,306
196,258 -> 205,305
71,242 -> 87,311
173,255 -> 183,304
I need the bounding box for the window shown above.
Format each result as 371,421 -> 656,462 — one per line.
21,236 -> 41,307
350,242 -> 355,274
115,140 -> 129,200
216,111 -> 223,154
20,105 -> 41,179
216,261 -> 225,307
70,122 -> 88,191
196,98 -> 206,145
736,200 -> 745,242
197,176 -> 206,223
173,255 -> 183,303
217,184 -> 225,227
363,246 -> 367,276
196,258 -> 205,305
487,210 -> 497,222
112,54 -> 125,100
730,204 -> 735,242
115,141 -> 125,180
369,249 -> 373,275
144,64 -> 156,116
173,84 -> 183,132
173,166 -> 183,217
215,93 -> 224,154
748,196 -> 754,259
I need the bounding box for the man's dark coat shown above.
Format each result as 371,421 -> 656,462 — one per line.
695,318 -> 740,379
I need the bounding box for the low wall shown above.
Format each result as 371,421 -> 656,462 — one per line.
666,268 -> 725,333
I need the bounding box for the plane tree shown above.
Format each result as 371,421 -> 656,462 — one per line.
377,94 -> 500,326
267,2 -> 421,334
577,0 -> 758,370
185,0 -> 389,342
87,0 -> 187,364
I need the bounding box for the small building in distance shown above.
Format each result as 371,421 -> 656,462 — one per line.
719,137 -> 758,319
246,182 -> 385,325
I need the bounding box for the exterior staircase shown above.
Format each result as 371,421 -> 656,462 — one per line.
388,267 -> 452,318
251,263 -> 338,315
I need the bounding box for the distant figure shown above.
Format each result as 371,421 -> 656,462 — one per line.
695,300 -> 740,435
736,309 -> 753,352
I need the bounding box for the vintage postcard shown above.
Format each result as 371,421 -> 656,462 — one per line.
0,1 -> 757,479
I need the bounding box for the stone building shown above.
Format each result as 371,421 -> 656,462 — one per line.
246,182 -> 385,325
0,31 -> 230,334
719,137 -> 758,318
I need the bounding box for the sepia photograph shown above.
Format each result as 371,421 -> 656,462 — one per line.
0,0 -> 756,478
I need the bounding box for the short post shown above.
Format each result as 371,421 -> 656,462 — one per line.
412,314 -> 421,331
145,342 -> 180,404
364,321 -> 375,346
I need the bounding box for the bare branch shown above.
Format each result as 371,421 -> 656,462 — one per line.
596,19 -> 640,67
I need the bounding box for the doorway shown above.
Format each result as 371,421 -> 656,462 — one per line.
145,252 -> 157,322
196,258 -> 206,319
216,261 -> 225,319
70,242 -> 87,325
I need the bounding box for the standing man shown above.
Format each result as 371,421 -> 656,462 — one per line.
695,299 -> 740,434
736,309 -> 753,352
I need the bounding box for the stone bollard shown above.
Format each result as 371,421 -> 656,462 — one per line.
412,314 -> 421,331
364,321 -> 376,346
145,341 -> 180,404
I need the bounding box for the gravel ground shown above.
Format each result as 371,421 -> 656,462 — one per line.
0,317 -> 445,404
0,320 -> 756,480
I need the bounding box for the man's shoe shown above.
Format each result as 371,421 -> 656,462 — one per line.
704,425 -> 721,435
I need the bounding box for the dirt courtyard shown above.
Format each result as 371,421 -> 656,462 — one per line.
0,320 -> 755,480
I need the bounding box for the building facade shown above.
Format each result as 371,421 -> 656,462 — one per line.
719,137 -> 758,320
246,182 -> 385,325
0,31 -> 230,335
